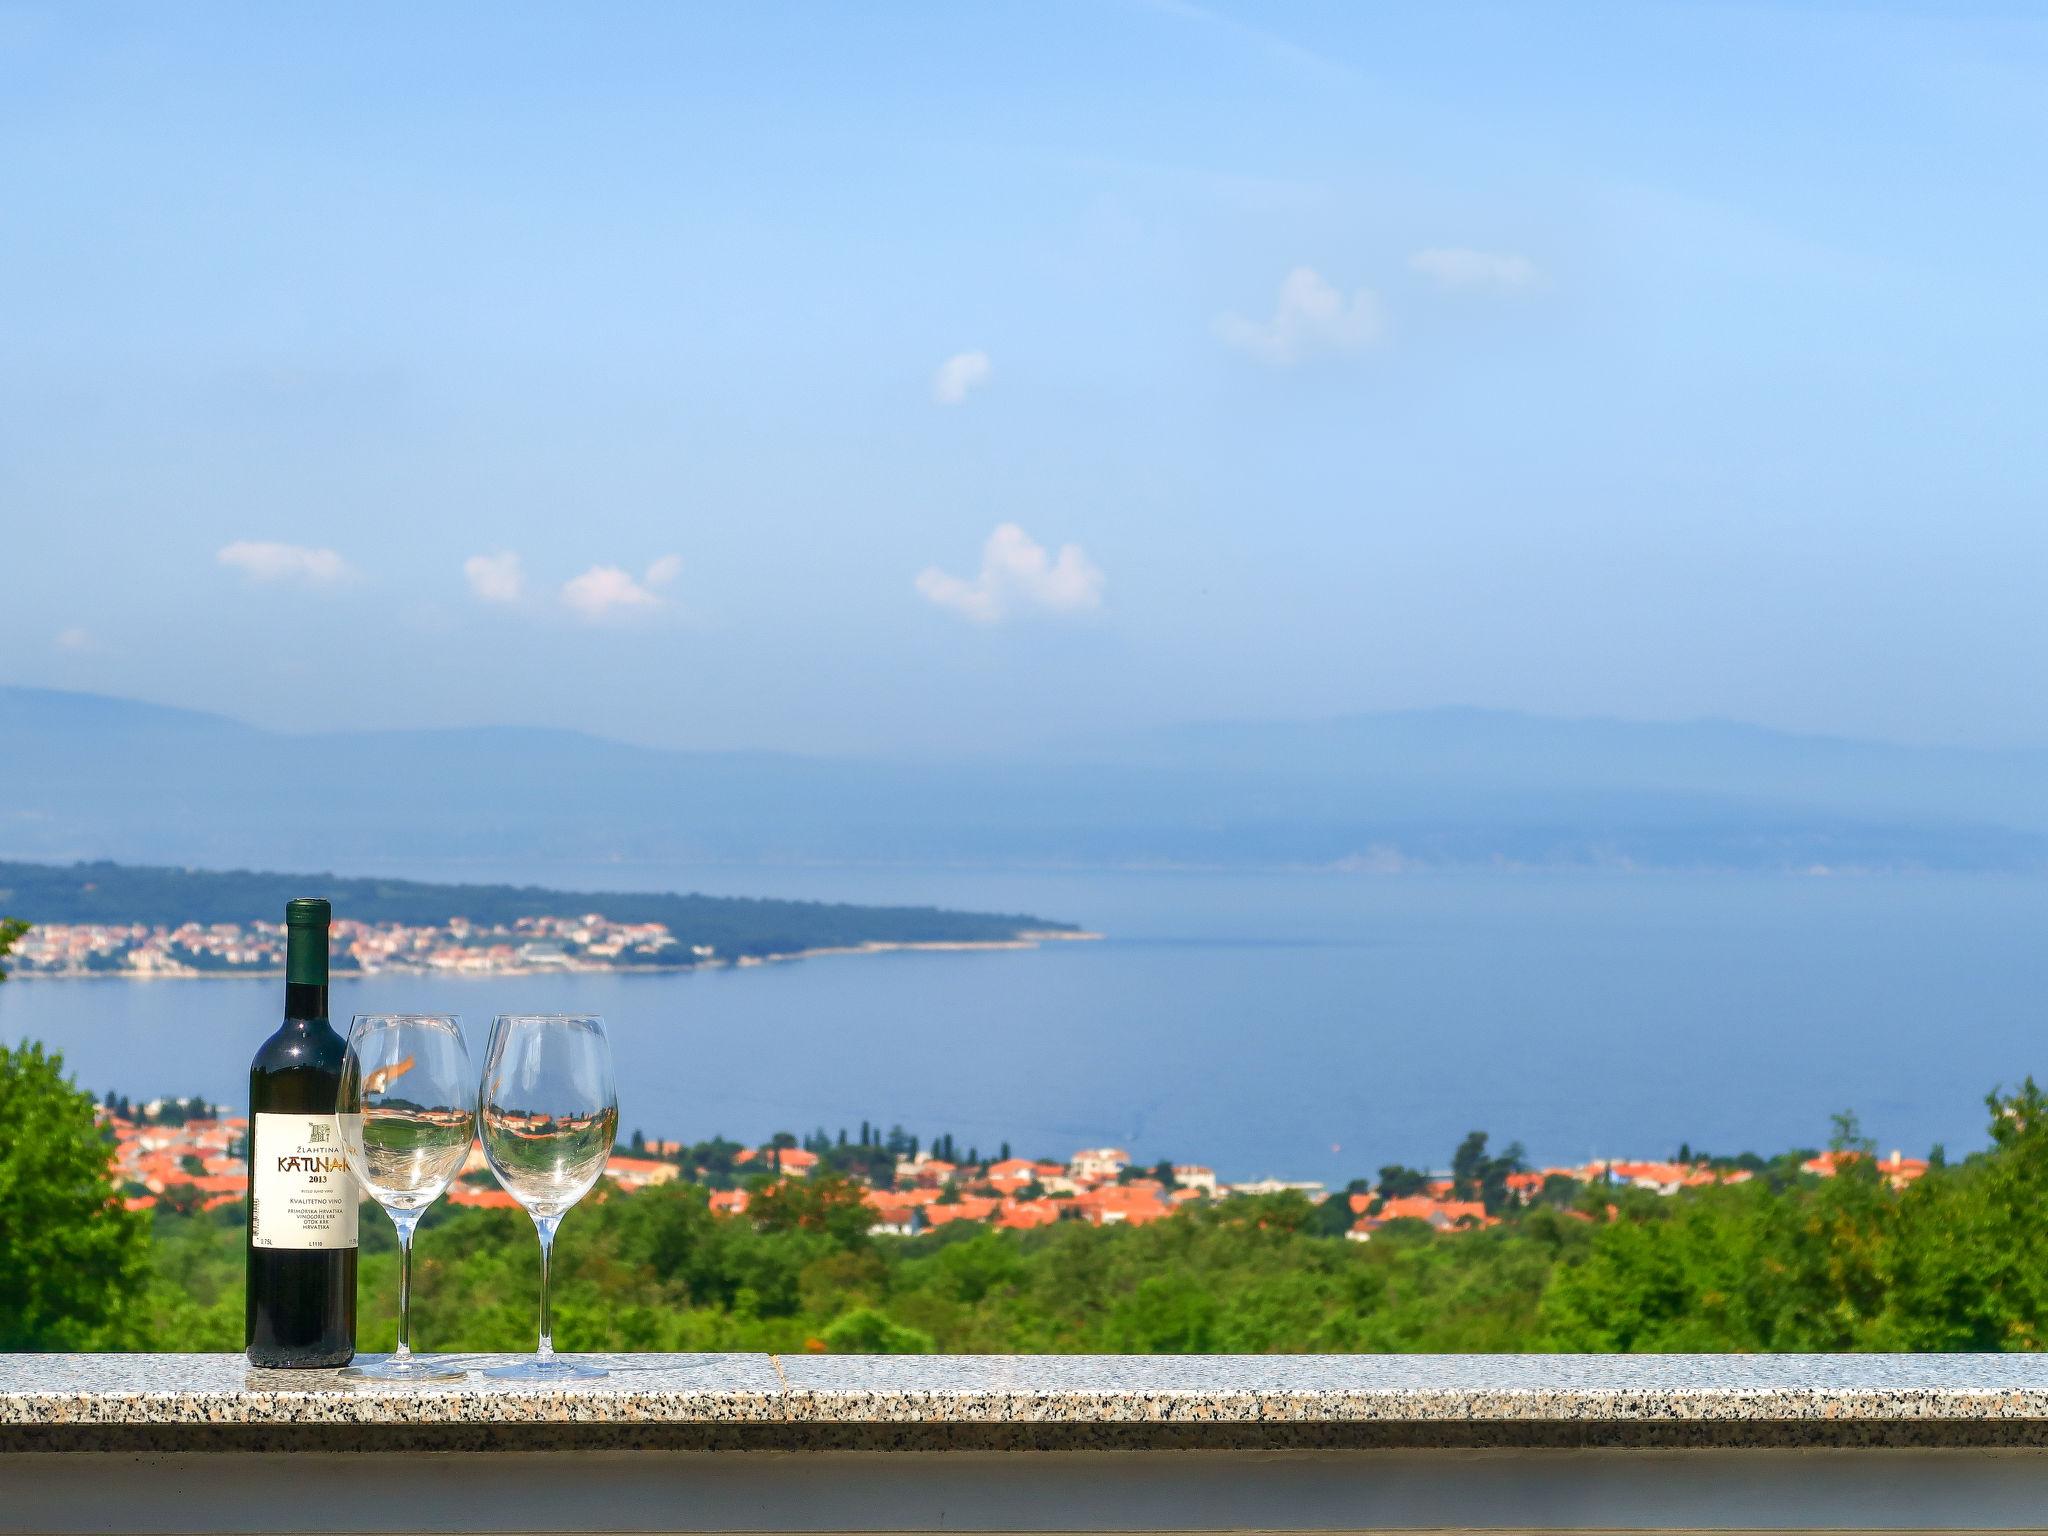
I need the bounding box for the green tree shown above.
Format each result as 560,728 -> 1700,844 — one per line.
1376,1164 -> 1431,1199
1307,1193 -> 1358,1237
0,1041 -> 150,1348
750,1173 -> 876,1248
684,1135 -> 744,1186
0,917 -> 28,980
1104,1271 -> 1221,1351
157,1183 -> 208,1218
1869,1079 -> 2048,1351
820,1306 -> 936,1353
1450,1132 -> 1527,1213
823,1138 -> 897,1187
1540,1106 -> 1912,1352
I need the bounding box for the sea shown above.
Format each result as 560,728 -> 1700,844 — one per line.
4,862 -> 2045,1185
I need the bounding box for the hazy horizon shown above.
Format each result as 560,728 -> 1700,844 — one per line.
9,681 -> 2047,876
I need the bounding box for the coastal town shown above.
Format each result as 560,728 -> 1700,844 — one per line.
100,1099 -> 1932,1242
13,916 -> 711,977
9,912 -> 1091,978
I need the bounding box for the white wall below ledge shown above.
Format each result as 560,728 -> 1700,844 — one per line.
12,1445 -> 2048,1535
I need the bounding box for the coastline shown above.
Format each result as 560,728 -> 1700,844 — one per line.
7,928 -> 1105,981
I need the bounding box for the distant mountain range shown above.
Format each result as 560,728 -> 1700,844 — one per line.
3,685 -> 2044,874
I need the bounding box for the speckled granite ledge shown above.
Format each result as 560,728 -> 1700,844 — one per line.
13,1353 -> 2048,1452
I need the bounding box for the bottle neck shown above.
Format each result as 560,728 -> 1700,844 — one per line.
285,915 -> 329,1023
284,981 -> 329,1023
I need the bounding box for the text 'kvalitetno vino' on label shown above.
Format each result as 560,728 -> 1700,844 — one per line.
245,897 -> 359,1367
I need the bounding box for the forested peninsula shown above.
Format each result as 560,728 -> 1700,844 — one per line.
0,859 -> 1082,966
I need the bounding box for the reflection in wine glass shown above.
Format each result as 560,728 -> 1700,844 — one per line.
477,1013 -> 618,1381
337,1014 -> 475,1382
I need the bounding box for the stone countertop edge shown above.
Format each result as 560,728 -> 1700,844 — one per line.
13,1354 -> 2048,1429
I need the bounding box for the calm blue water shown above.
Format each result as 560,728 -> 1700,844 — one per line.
4,864 -> 2045,1183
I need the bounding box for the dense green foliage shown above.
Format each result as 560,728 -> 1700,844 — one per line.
98,1082 -> 2048,1356
14,1017 -> 2048,1357
133,1178 -> 1569,1354
0,860 -> 1073,959
0,1041 -> 150,1349
0,916 -> 27,980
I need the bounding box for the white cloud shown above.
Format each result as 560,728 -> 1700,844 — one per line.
915,523 -> 1105,624
932,350 -> 993,405
560,555 -> 682,623
1215,267 -> 1381,365
562,566 -> 658,621
54,627 -> 97,652
463,550 -> 526,604
217,541 -> 355,586
1409,247 -> 1538,293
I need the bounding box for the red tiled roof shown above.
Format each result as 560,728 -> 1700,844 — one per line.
735,1146 -> 820,1169
604,1156 -> 673,1175
863,1195 -> 922,1226
922,1196 -> 1001,1228
1074,1184 -> 1173,1225
1371,1195 -> 1490,1228
994,1198 -> 1062,1229
1804,1148 -> 1929,1189
446,1185 -> 520,1210
918,1206 -> 975,1229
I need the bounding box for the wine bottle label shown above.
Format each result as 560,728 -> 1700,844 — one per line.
250,1112 -> 360,1250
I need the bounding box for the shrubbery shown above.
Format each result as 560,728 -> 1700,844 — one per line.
19,1024 -> 2048,1356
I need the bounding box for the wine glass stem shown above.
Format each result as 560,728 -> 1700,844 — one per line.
391,1209 -> 421,1362
533,1213 -> 560,1362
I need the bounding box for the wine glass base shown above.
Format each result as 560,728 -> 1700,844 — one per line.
337,1355 -> 469,1382
483,1355 -> 608,1381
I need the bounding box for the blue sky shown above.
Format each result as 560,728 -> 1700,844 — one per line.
5,2 -> 2048,754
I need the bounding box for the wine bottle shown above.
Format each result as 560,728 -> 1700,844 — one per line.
246,897 -> 358,1367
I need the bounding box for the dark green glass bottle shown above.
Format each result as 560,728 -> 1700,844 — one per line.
245,898 -> 357,1367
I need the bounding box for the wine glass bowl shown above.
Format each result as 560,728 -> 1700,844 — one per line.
480,1104 -> 615,1216
353,1068 -> 475,1211
337,1013 -> 475,1382
478,1013 -> 618,1380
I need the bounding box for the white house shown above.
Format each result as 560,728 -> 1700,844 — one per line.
1171,1164 -> 1219,1194
1069,1147 -> 1131,1182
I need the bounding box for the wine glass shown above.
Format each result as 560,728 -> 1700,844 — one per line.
336,1014 -> 475,1382
477,1013 -> 618,1381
